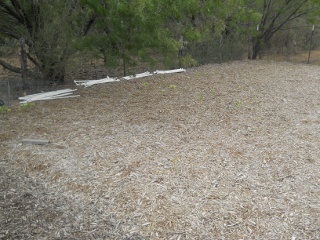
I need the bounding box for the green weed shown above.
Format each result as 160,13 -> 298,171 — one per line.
210,88 -> 216,96
169,84 -> 176,90
20,102 -> 35,110
0,105 -> 11,113
234,100 -> 243,108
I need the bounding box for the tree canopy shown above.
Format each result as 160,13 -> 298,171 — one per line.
0,0 -> 319,83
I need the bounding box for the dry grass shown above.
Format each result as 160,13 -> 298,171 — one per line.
263,49 -> 320,65
1,60 -> 320,239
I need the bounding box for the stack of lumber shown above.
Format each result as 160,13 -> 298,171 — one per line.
19,89 -> 79,104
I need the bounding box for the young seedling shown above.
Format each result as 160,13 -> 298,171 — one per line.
169,84 -> 176,90
234,100 -> 243,108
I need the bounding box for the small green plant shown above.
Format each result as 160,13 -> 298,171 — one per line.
203,72 -> 209,77
169,84 -> 176,90
234,100 -> 243,108
181,54 -> 198,68
19,102 -> 35,110
172,157 -> 179,171
210,88 -> 216,96
0,105 -> 11,113
143,82 -> 148,87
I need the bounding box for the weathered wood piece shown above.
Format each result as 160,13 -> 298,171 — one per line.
22,139 -> 50,145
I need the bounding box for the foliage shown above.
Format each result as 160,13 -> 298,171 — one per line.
19,102 -> 35,110
0,105 -> 11,113
0,0 -> 320,83
0,0 -> 91,82
0,102 -> 35,113
78,0 -> 183,75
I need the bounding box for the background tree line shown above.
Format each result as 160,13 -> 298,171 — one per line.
0,0 -> 319,85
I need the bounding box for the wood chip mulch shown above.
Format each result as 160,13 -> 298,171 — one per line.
1,60 -> 320,239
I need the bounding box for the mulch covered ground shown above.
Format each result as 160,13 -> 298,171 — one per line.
1,60 -> 320,239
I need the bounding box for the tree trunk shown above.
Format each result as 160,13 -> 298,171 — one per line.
43,64 -> 65,83
248,39 -> 253,59
248,37 -> 261,60
251,44 -> 261,60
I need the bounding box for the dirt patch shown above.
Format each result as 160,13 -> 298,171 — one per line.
1,60 -> 320,239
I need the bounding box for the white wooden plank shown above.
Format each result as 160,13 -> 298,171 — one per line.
154,68 -> 186,74
20,95 -> 80,104
122,72 -> 153,80
21,92 -> 74,101
19,89 -> 79,104
19,89 -> 77,100
74,77 -> 119,87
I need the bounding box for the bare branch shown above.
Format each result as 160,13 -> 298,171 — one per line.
0,58 -> 35,76
0,58 -> 22,74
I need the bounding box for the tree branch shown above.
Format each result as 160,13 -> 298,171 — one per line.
0,58 -> 22,73
0,58 -> 35,76
26,52 -> 39,67
1,0 -> 24,24
81,16 -> 97,36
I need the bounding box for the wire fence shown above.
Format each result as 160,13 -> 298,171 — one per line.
184,24 -> 320,65
1,23 -> 320,106
0,80 -> 10,106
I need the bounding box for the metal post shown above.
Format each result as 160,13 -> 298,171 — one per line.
7,81 -> 10,106
19,37 -> 28,84
307,25 -> 314,64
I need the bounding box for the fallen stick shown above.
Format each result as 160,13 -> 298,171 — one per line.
22,139 -> 50,145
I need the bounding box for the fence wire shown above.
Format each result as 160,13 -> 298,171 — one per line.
0,80 -> 10,106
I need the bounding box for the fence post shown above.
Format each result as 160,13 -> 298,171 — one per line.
19,37 -> 28,83
307,25 -> 314,64
7,80 -> 10,106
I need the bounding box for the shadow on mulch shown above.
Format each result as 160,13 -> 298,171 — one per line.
0,161 -> 147,240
